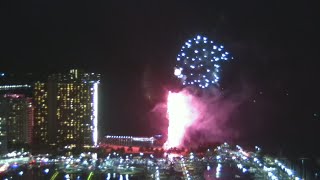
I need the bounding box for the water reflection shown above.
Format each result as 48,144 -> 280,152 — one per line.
0,166 -> 147,180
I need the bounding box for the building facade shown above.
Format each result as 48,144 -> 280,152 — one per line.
0,100 -> 8,153
0,75 -> 34,153
33,82 -> 48,144
0,94 -> 33,151
33,69 -> 100,148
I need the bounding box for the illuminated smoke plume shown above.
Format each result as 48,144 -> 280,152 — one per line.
164,90 -> 200,149
164,87 -> 242,149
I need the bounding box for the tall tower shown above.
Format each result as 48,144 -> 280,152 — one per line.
33,82 -> 48,144
33,69 -> 100,148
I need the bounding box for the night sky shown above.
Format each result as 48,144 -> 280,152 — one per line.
0,1 -> 319,153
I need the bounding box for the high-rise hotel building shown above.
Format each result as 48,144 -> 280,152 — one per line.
34,69 -> 100,148
0,78 -> 34,152
0,94 -> 33,151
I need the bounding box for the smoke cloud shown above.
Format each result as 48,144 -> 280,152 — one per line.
151,85 -> 250,149
182,87 -> 244,148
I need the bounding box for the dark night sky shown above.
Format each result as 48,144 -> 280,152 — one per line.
0,1 -> 319,152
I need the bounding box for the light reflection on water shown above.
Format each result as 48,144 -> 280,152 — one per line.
0,160 -> 255,180
0,166 -> 147,180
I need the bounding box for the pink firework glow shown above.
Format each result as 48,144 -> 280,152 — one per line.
164,91 -> 199,149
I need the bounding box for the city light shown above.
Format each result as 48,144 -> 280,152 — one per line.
0,84 -> 31,90
0,144 -> 307,179
93,82 -> 99,146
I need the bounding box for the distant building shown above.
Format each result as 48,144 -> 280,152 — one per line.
0,94 -> 33,151
0,99 -> 8,153
0,84 -> 32,96
0,74 -> 34,153
33,69 -> 100,148
103,135 -> 164,147
0,72 -> 40,97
